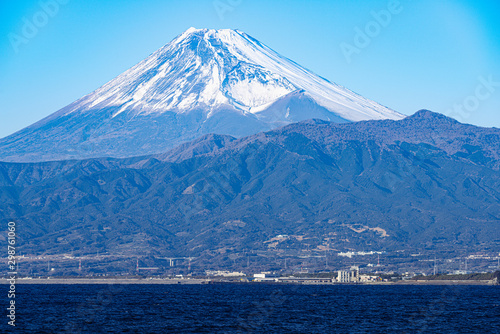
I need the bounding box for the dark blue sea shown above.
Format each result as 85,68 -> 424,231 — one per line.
4,284 -> 500,333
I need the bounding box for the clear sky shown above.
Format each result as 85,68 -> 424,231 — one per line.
1,0 -> 499,138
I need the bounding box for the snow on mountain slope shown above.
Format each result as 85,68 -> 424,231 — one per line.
0,28 -> 404,162
59,28 -> 402,121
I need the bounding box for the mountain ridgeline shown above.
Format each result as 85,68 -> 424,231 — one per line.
1,111 -> 500,265
0,28 -> 498,270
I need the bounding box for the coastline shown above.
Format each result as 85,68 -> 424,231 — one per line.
1,278 -> 497,285
0,278 -> 210,285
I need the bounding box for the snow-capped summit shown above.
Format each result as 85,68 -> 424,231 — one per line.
65,27 -> 401,121
0,28 -> 404,162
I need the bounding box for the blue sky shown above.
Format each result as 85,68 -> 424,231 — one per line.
1,0 -> 499,138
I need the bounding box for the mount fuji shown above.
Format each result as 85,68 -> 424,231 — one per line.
0,28 -> 403,162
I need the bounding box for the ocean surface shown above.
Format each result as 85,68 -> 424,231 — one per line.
4,284 -> 500,333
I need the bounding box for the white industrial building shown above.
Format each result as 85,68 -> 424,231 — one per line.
337,266 -> 360,283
